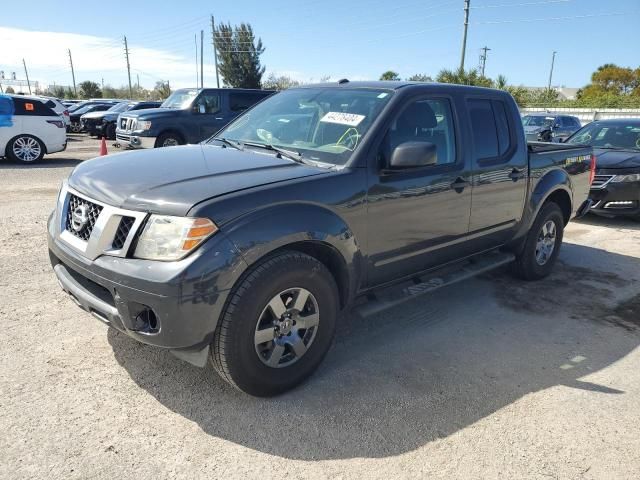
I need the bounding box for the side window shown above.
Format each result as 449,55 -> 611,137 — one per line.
385,98 -> 456,166
492,100 -> 511,156
229,92 -> 264,112
12,98 -> 57,116
468,99 -> 499,160
194,92 -> 220,114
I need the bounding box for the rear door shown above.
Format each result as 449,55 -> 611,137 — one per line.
467,97 -> 528,246
366,95 -> 472,286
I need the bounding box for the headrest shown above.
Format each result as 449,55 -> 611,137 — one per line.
396,102 -> 437,130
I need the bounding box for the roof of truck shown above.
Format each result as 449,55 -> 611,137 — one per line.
300,80 -> 505,94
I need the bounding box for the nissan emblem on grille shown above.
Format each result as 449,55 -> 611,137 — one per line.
71,205 -> 89,232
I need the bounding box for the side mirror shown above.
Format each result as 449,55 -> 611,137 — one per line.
390,141 -> 437,168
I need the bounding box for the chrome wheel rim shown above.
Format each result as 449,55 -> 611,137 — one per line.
70,122 -> 81,133
535,220 -> 557,265
162,137 -> 179,147
13,136 -> 41,162
254,287 -> 320,368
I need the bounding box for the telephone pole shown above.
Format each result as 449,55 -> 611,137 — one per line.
547,50 -> 557,90
459,0 -> 471,71
68,49 -> 77,96
194,34 -> 199,88
200,29 -> 204,88
123,36 -> 133,99
22,59 -> 32,94
479,46 -> 491,77
210,15 -> 220,88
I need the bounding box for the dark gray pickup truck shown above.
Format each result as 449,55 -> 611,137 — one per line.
48,81 -> 593,396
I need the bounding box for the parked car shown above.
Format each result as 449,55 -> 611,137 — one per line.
566,118 -> 640,218
48,82 -> 593,396
0,94 -> 67,163
80,102 -> 128,136
115,88 -> 274,148
62,100 -> 81,108
19,95 -> 70,127
522,114 -> 582,142
69,103 -> 114,133
94,101 -> 161,139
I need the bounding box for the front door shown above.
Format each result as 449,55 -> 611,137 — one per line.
366,97 -> 472,286
466,97 -> 527,246
193,91 -> 225,142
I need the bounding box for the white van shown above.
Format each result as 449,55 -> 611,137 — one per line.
0,95 -> 67,163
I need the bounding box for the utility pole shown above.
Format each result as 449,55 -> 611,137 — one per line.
68,49 -> 77,97
195,34 -> 199,88
123,36 -> 133,99
137,74 -> 140,90
547,50 -> 557,90
211,15 -> 220,88
101,77 -> 104,91
200,29 -> 204,88
22,59 -> 32,94
479,46 -> 491,77
459,0 -> 470,71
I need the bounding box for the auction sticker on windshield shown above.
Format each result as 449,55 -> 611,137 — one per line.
320,112 -> 366,127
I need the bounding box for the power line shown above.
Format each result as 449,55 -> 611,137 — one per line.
471,0 -> 571,8
474,11 -> 630,24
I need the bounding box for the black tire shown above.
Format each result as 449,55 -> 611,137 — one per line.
155,132 -> 184,148
6,135 -> 45,163
511,202 -> 564,280
211,251 -> 339,396
105,123 -> 117,140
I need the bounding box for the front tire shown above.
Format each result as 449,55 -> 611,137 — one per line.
155,132 -> 183,148
511,202 -> 564,280
211,251 -> 339,396
7,135 -> 45,163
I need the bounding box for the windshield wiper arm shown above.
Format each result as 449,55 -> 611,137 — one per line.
242,142 -> 305,164
212,137 -> 244,151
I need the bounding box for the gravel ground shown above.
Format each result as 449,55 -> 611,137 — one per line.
2,136 -> 640,479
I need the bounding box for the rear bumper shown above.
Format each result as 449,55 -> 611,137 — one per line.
47,212 -> 248,364
114,132 -> 156,149
589,180 -> 640,217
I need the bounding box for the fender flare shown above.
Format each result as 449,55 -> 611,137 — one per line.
221,202 -> 363,307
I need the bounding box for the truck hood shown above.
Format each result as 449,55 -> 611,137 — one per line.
119,107 -> 185,120
68,144 -> 331,216
594,148 -> 640,170
81,110 -> 109,120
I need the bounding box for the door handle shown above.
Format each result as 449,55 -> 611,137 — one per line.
451,177 -> 470,192
509,168 -> 526,181
215,117 -> 224,120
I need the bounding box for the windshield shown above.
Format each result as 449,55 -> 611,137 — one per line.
161,89 -> 199,109
68,102 -> 88,112
567,122 -> 640,151
211,87 -> 394,166
522,115 -> 554,127
107,102 -> 129,113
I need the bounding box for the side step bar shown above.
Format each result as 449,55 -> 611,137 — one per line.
354,250 -> 515,318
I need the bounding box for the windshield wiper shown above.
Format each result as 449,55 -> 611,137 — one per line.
212,137 -> 244,151
242,142 -> 306,164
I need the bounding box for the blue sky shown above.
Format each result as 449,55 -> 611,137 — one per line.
1,0 -> 638,90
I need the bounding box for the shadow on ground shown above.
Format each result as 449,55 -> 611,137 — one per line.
573,212 -> 640,231
0,158 -> 83,169
108,243 -> 640,460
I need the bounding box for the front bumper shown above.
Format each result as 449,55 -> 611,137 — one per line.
114,131 -> 156,149
589,179 -> 640,217
47,211 -> 247,365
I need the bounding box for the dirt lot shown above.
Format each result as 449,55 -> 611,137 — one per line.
2,135 -> 640,479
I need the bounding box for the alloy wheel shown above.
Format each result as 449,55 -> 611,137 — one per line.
254,287 -> 320,368
535,220 -> 557,265
12,136 -> 42,162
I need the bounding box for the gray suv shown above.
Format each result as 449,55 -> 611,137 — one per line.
522,114 -> 582,142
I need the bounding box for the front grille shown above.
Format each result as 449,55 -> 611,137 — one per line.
591,174 -> 614,189
119,117 -> 136,133
65,194 -> 103,241
112,216 -> 135,249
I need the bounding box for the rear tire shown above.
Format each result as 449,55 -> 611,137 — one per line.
105,123 -> 117,140
211,251 -> 338,396
7,135 -> 45,163
511,202 -> 564,280
155,132 -> 184,148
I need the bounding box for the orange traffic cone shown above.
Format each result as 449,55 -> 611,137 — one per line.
100,137 -> 108,156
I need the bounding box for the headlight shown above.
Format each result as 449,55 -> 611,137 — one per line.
138,120 -> 152,130
134,215 -> 218,261
611,173 -> 640,183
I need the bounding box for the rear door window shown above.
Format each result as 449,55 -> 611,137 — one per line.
12,98 -> 57,116
229,92 -> 268,112
468,99 -> 499,160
